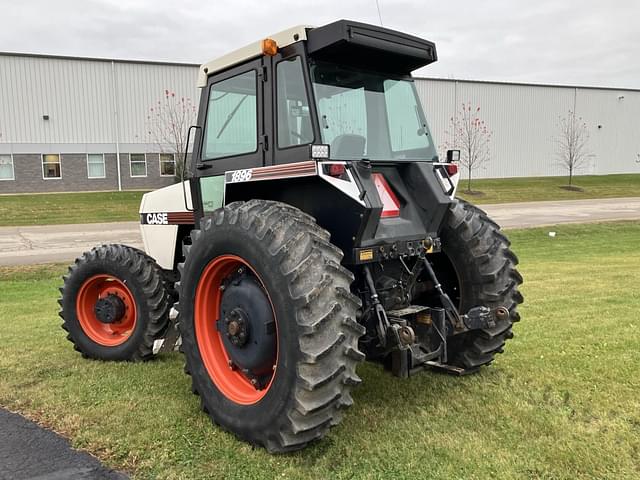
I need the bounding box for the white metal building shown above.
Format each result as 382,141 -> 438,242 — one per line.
1,51 -> 638,194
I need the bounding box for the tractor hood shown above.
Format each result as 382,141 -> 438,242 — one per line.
307,20 -> 437,74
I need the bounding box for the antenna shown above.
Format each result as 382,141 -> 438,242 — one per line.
375,0 -> 384,26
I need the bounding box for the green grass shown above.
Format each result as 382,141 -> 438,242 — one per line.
1,174 -> 639,227
0,191 -> 145,226
457,173 -> 640,204
1,222 -> 639,479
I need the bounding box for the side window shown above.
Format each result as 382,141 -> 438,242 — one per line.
383,80 -> 431,152
203,71 -> 257,159
277,57 -> 313,148
314,86 -> 367,149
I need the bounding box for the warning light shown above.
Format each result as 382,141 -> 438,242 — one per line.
262,38 -> 278,56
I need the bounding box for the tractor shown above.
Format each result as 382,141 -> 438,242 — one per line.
59,20 -> 523,453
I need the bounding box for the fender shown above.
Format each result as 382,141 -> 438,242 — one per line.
139,182 -> 194,269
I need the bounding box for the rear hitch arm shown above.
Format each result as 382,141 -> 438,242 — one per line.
363,265 -> 403,348
421,256 -> 509,333
421,256 -> 466,331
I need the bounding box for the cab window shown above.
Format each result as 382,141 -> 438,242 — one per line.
276,57 -> 313,148
203,70 -> 257,159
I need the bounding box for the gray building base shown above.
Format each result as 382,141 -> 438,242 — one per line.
0,153 -> 175,194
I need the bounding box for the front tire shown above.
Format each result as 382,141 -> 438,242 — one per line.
59,244 -> 171,361
177,200 -> 365,453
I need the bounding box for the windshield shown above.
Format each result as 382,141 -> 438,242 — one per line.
310,62 -> 437,161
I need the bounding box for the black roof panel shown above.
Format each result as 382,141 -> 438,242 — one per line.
307,20 -> 437,74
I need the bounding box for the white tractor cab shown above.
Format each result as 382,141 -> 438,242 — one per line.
60,21 -> 521,453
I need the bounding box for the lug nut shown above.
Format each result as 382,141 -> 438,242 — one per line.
495,307 -> 509,320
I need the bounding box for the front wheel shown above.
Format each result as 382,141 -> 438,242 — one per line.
177,200 -> 365,453
59,244 -> 171,361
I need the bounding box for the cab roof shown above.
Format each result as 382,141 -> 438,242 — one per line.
197,25 -> 311,87
197,21 -> 437,87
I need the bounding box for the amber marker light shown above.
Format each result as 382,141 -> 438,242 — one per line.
262,38 -> 278,56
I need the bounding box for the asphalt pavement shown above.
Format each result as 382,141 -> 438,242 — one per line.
481,196 -> 640,229
0,408 -> 127,480
0,221 -> 142,267
1,197 -> 639,267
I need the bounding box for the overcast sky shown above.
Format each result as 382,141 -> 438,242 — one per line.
2,0 -> 639,88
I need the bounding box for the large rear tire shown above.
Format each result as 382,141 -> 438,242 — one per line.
437,199 -> 524,370
177,200 -> 365,453
59,244 -> 171,361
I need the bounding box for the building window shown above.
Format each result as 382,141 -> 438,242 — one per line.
0,154 -> 14,181
87,153 -> 106,179
42,154 -> 61,179
159,153 -> 176,176
129,153 -> 147,177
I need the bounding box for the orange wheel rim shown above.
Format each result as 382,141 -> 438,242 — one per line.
76,274 -> 137,346
195,255 -> 278,405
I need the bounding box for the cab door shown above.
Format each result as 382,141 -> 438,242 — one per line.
194,57 -> 269,176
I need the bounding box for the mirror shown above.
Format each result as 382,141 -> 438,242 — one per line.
446,149 -> 460,163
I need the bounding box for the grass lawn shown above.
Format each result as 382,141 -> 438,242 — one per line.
0,191 -> 145,226
457,173 -> 640,204
0,174 -> 639,228
1,222 -> 639,479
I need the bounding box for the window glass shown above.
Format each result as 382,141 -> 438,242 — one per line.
130,153 -> 147,177
87,154 -> 105,179
0,155 -> 14,180
311,62 -> 436,161
160,153 -> 176,176
277,57 -> 313,148
383,80 -> 432,152
42,154 -> 61,178
203,70 -> 257,159
200,176 -> 225,212
315,86 -> 367,152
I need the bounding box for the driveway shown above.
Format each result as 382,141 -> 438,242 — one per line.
1,197 -> 639,267
483,196 -> 640,228
0,408 -> 127,480
0,221 -> 141,267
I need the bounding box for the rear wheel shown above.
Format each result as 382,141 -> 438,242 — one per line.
436,199 -> 524,370
177,200 -> 365,452
59,244 -> 171,361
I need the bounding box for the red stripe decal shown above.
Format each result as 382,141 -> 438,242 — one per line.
250,161 -> 317,180
167,212 -> 195,224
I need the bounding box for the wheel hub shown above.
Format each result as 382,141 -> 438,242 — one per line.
224,308 -> 249,347
219,274 -> 276,377
94,294 -> 126,324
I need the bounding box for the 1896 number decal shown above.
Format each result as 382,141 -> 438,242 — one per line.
229,169 -> 253,183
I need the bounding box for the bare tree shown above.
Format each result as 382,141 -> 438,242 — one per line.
555,110 -> 591,186
146,90 -> 197,182
442,102 -> 492,193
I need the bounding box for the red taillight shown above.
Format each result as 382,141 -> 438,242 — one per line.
328,163 -> 346,177
445,163 -> 458,176
372,173 -> 400,218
